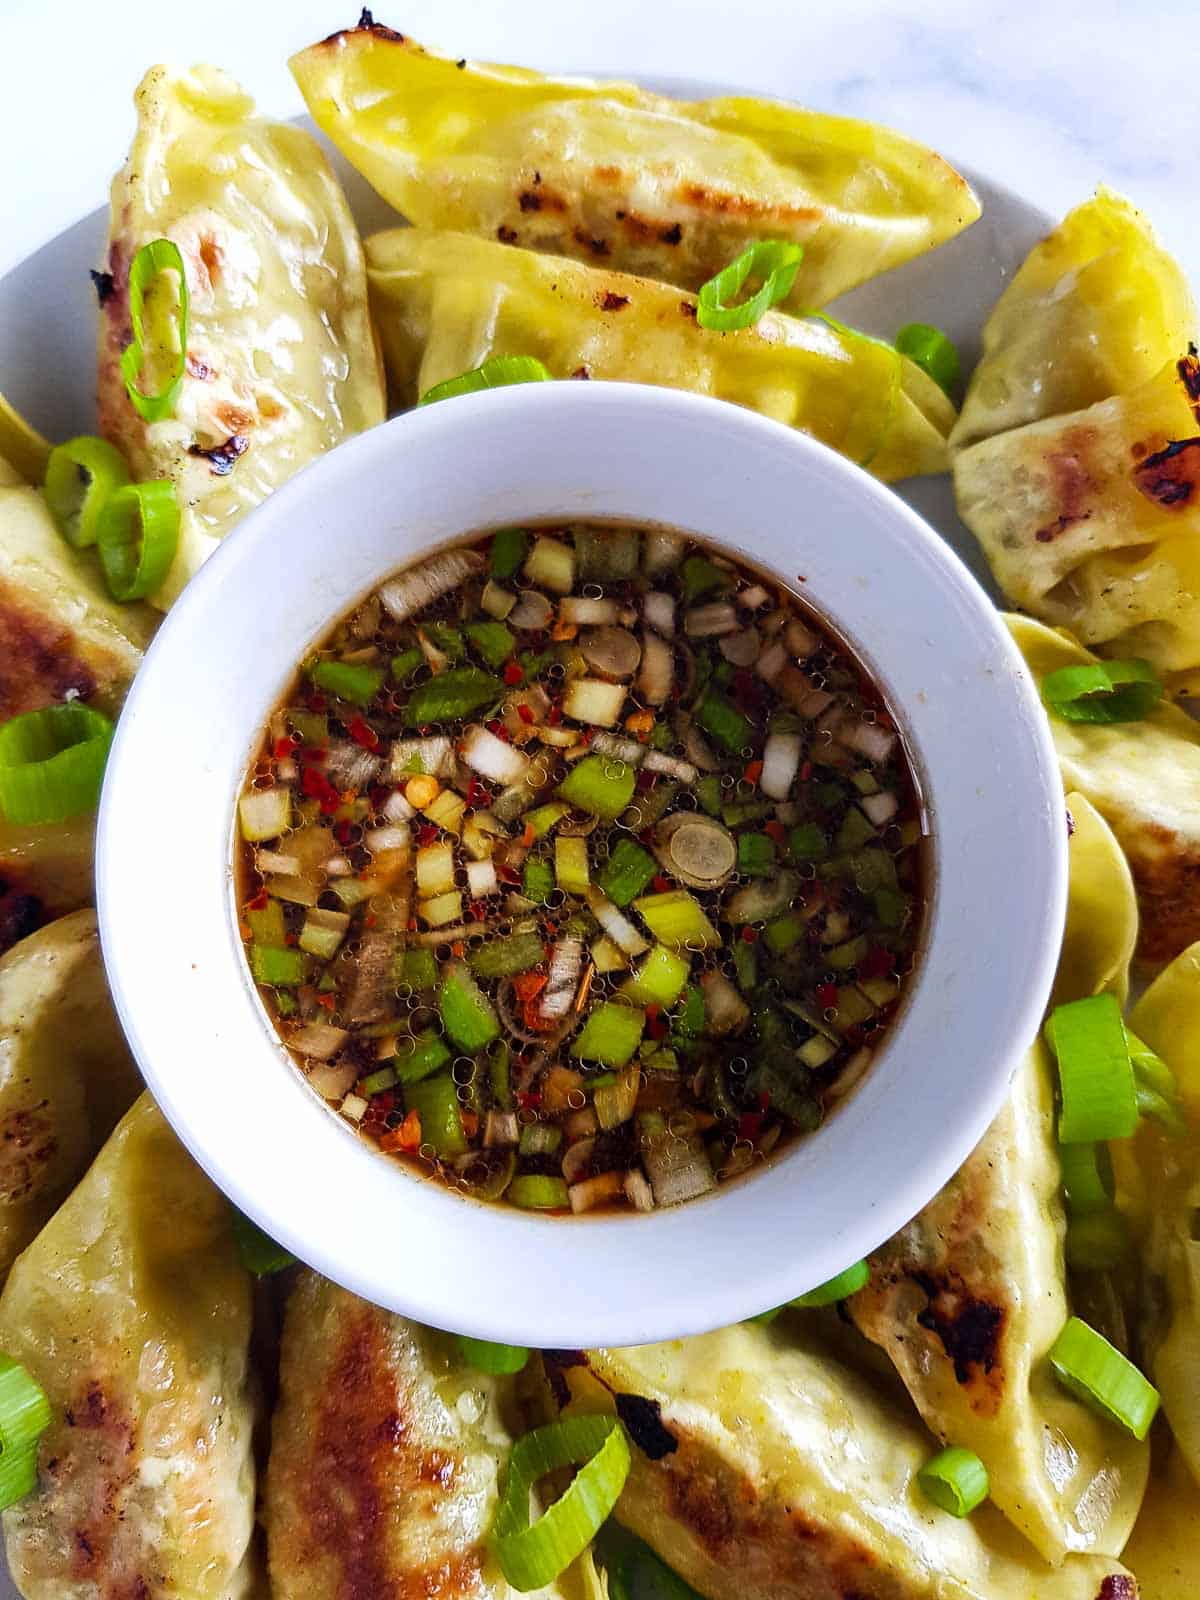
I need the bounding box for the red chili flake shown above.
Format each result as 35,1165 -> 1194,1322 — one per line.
363,914 -> 378,930
816,981 -> 839,1009
316,992 -> 337,1011
638,829 -> 655,845
273,735 -> 299,759
757,1091 -> 771,1113
498,864 -> 522,885
333,820 -> 355,846
406,917 -> 418,933
648,1016 -> 669,1040
348,715 -> 380,752
302,765 -> 335,801
469,899 -> 486,921
645,1003 -> 662,1021
369,784 -> 391,813
742,759 -> 764,786
297,745 -> 328,767
516,1090 -> 542,1111
635,769 -> 656,793
764,819 -> 785,844
652,875 -> 671,893
306,693 -> 327,712
464,777 -> 481,809
246,888 -> 268,912
547,705 -> 563,726
503,660 -> 524,686
739,1112 -> 764,1144
516,703 -> 536,725
740,925 -> 758,944
859,946 -> 896,980
799,761 -> 813,782
417,823 -> 439,846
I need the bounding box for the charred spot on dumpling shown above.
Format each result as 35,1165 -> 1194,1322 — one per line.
660,222 -> 684,246
573,228 -> 610,258
1098,1577 -> 1138,1600
614,1392 -> 678,1459
1130,822 -> 1200,964
0,584 -> 98,719
497,226 -> 519,244
188,434 -> 250,477
1132,436 -> 1200,509
0,1103 -> 56,1202
598,291 -> 630,312
89,269 -> 114,306
912,1269 -> 1005,1388
1177,348 -> 1200,411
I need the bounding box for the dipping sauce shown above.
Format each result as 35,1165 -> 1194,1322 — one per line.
236,522 -> 926,1214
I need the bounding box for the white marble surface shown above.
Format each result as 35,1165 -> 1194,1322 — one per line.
1,0 -> 1197,279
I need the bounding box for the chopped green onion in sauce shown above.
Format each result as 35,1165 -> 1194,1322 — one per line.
1041,658 -> 1163,724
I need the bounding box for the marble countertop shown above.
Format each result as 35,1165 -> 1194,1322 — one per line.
2,0 -> 1196,279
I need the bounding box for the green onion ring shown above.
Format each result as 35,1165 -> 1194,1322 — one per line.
457,1336 -> 530,1375
695,240 -> 804,332
418,355 -> 552,406
120,238 -> 190,422
895,322 -> 961,396
1048,1316 -> 1160,1439
790,1258 -> 870,1307
1058,1141 -> 1114,1216
493,1416 -> 631,1590
96,479 -> 180,602
1045,993 -> 1138,1144
0,704 -> 115,825
231,1210 -> 296,1276
1041,659 -> 1163,724
43,436 -> 130,548
918,1445 -> 989,1516
0,1355 -> 51,1512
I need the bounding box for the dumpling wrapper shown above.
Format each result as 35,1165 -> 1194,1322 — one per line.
98,64 -> 385,609
366,228 -> 955,481
850,792 -> 1146,1564
955,352 -> 1200,677
265,1271 -> 604,1600
292,20 -> 980,312
1121,1446 -> 1200,1599
951,189 -> 1195,451
0,1094 -> 259,1599
0,481 -> 154,949
556,1329 -> 1135,1599
1111,942 -> 1200,1488
1007,613 -> 1200,965
0,910 -> 141,1280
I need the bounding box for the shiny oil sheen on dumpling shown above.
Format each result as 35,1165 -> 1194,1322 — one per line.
955,351 -> 1200,677
555,1328 -> 1135,1599
366,229 -> 955,480
0,479 -> 153,944
951,189 -> 1195,451
0,1094 -> 259,1600
292,20 -> 980,312
265,1272 -> 602,1600
850,796 -> 1146,1564
1008,613 -> 1200,965
97,64 -> 385,608
0,910 -> 141,1280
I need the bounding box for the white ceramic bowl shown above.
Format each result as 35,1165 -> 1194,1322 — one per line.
97,381 -> 1066,1347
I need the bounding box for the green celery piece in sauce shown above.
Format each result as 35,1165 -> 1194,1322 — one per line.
402,667 -> 503,726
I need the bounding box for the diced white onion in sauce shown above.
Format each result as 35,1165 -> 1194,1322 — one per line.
291,1022 -> 349,1060
643,751 -> 698,782
718,627 -> 760,666
841,720 -> 898,764
643,529 -> 686,575
755,640 -> 787,683
266,874 -> 321,907
684,602 -> 740,638
562,678 -> 627,727
379,549 -> 484,621
341,1094 -> 368,1123
238,786 -> 291,842
324,854 -> 354,877
460,724 -> 531,785
481,580 -> 516,619
761,731 -> 803,800
465,857 -> 499,897
255,848 -> 300,877
569,1171 -> 625,1213
508,589 -> 554,630
541,938 -> 584,1019
701,970 -> 750,1036
624,1168 -> 655,1211
324,740 -> 380,791
736,584 -> 771,610
389,736 -> 453,780
308,1060 -> 358,1099
484,1110 -> 520,1147
642,591 -> 676,635
787,616 -> 821,657
382,788 -> 416,822
860,790 -> 899,826
637,632 -> 674,705
585,887 -> 650,957
560,595 -> 619,625
591,733 -> 645,765
365,824 -> 411,856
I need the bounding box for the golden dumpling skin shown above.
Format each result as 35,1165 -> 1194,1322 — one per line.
265,1273 -> 601,1600
1007,614 -> 1200,965
952,188 -> 1195,451
366,228 -> 955,481
0,1095 -> 259,1600
557,1329 -> 1135,1600
0,910 -> 142,1280
1122,1447 -> 1200,1600
98,65 -> 385,608
293,20 -> 979,312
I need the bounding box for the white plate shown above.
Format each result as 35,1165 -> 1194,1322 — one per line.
0,77 -> 1053,1596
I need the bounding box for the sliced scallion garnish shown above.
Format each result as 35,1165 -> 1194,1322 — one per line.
120,238 -> 190,422
791,1259 -> 870,1307
43,435 -> 130,548
307,659 -> 385,706
0,704 -> 114,824
1126,1030 -> 1188,1137
895,322 -> 961,397
695,240 -> 803,332
96,479 -> 180,601
231,1210 -> 296,1276
918,1445 -> 989,1516
418,355 -> 551,406
456,1336 -> 530,1375
1041,659 -> 1163,724
0,1355 -> 51,1511
493,1416 -> 631,1590
1048,1317 -> 1159,1439
1045,993 -> 1138,1144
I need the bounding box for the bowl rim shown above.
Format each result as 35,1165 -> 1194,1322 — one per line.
97,380 -> 1067,1346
